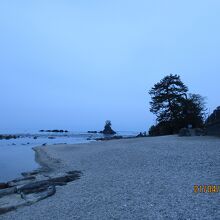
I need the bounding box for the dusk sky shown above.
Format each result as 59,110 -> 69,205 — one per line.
0,1 -> 220,133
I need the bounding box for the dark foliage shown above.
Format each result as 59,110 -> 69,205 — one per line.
149,74 -> 188,123
206,106 -> 220,125
149,74 -> 206,136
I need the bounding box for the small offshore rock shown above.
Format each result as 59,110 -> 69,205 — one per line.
40,129 -> 69,133
87,131 -> 97,134
0,135 -> 18,140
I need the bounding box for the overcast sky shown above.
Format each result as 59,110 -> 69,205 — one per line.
0,0 -> 220,133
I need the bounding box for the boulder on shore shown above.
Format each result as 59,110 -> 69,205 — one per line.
95,135 -> 123,141
136,132 -> 147,138
179,128 -> 205,137
179,128 -> 191,136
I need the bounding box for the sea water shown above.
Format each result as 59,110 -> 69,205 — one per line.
0,131 -> 137,182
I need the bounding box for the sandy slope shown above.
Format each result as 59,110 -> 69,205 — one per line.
1,135 -> 220,220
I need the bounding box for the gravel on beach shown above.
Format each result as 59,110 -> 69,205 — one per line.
1,135 -> 220,220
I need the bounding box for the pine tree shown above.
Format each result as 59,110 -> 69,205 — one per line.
149,74 -> 188,123
149,74 -> 205,135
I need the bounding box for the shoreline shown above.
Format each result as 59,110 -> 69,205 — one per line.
0,144 -> 84,215
32,135 -> 150,173
2,134 -> 219,185
1,135 -> 220,219
33,147 -> 62,173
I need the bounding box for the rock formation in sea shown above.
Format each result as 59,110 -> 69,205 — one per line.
101,120 -> 116,135
39,130 -> 68,133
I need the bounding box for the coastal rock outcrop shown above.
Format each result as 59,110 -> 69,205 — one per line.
102,120 -> 116,135
39,130 -> 68,133
205,106 -> 220,136
87,131 -> 98,134
0,170 -> 82,215
0,135 -> 18,140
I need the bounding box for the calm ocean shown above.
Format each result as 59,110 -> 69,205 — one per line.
0,131 -> 137,182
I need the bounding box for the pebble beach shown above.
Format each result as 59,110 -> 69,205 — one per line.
1,135 -> 220,220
